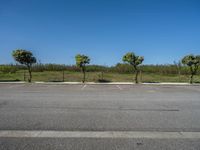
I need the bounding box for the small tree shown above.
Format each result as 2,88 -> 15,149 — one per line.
123,52 -> 144,83
182,54 -> 200,84
75,54 -> 90,83
12,49 -> 36,82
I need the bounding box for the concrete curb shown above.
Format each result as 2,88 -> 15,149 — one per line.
34,82 -> 134,85
0,81 -> 200,86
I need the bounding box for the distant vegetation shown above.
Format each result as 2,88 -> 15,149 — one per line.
0,63 -> 200,75
1,63 -> 199,75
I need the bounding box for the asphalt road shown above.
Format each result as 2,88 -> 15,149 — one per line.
0,83 -> 200,150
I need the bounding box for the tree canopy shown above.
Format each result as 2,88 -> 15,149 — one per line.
182,55 -> 200,67
12,49 -> 36,66
75,54 -> 90,67
122,52 -> 144,68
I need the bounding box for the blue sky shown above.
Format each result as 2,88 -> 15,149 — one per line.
0,0 -> 200,66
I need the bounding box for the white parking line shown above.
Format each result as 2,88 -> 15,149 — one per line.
147,90 -> 156,93
81,84 -> 87,90
0,131 -> 200,139
116,85 -> 123,90
47,84 -> 58,88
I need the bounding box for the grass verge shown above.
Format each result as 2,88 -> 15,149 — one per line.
0,70 -> 200,83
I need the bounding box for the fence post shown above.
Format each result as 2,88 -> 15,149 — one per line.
62,70 -> 65,82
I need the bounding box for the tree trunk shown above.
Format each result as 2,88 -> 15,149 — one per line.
190,74 -> 194,84
133,65 -> 139,84
140,70 -> 142,83
135,70 -> 139,84
27,66 -> 32,83
189,66 -> 196,84
24,70 -> 26,81
83,71 -> 86,83
82,67 -> 86,83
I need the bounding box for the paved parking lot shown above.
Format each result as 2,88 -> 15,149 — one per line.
0,83 -> 200,149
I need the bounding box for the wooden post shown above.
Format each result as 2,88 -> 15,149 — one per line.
62,70 -> 65,82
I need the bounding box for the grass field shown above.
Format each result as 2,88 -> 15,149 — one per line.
1,70 -> 200,83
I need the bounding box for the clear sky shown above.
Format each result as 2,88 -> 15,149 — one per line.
0,0 -> 200,66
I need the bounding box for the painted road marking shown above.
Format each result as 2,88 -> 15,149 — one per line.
116,85 -> 123,90
81,85 -> 87,90
0,131 -> 200,139
147,90 -> 156,93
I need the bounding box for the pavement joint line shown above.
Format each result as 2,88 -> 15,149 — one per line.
8,84 -> 25,89
116,85 -> 123,90
81,84 -> 87,90
1,131 -> 200,139
0,106 -> 179,111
